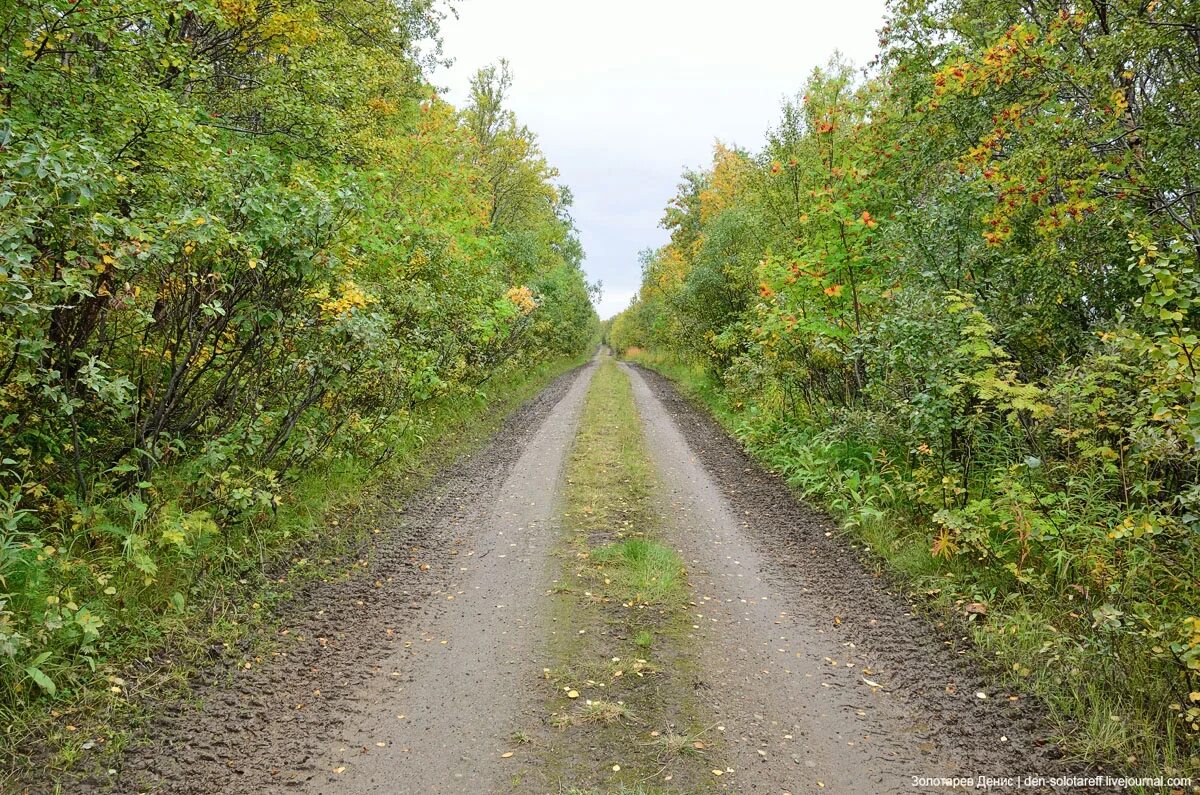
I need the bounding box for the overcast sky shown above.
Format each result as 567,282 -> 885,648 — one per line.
432,1 -> 888,318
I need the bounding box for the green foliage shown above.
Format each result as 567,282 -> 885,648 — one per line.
615,0 -> 1200,772
0,0 -> 595,718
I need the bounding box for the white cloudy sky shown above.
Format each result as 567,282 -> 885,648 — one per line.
432,1 -> 888,318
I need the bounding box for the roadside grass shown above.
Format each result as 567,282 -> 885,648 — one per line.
624,348 -> 1199,782
523,354 -> 718,794
4,354 -> 588,791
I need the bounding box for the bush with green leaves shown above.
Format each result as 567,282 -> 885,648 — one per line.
615,0 -> 1200,771
0,0 -> 595,712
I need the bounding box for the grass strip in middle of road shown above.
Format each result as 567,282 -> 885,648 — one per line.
516,355 -> 721,795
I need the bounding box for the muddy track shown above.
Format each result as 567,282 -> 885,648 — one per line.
626,362 -> 1102,794
69,363 -> 593,795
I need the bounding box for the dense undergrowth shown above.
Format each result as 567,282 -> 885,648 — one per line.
610,0 -> 1200,777
0,0 -> 596,743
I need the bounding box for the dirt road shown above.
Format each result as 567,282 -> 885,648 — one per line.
86,356 -> 1088,795
623,363 -> 1079,794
